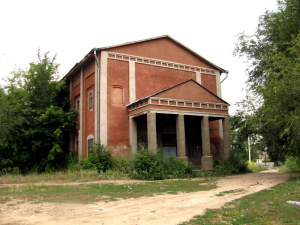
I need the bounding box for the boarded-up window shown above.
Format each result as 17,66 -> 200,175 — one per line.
111,86 -> 124,105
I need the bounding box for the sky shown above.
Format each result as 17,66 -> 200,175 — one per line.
0,0 -> 278,114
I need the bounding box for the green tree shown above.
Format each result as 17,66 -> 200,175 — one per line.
0,51 -> 77,173
234,0 -> 300,161
231,97 -> 262,162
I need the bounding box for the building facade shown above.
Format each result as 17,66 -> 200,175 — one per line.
65,35 -> 231,170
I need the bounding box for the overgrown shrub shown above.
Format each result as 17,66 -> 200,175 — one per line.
213,150 -> 248,175
81,142 -> 113,173
280,156 -> 300,172
66,143 -> 197,180
112,157 -> 132,174
67,154 -> 82,172
131,146 -> 196,180
131,149 -> 164,180
162,154 -> 195,179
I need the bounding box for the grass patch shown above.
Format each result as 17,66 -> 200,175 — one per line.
0,178 -> 216,204
181,177 -> 300,225
0,170 -> 129,184
215,189 -> 244,197
247,164 -> 268,173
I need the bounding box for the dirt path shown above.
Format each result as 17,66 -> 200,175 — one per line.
0,170 -> 298,225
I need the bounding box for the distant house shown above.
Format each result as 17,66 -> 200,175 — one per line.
64,35 -> 231,170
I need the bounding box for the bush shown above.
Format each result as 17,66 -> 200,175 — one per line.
280,156 -> 300,172
163,154 -> 195,179
131,146 -> 196,180
66,143 -> 196,180
131,149 -> 164,180
112,157 -> 132,174
214,150 -> 249,175
67,154 -> 82,172
82,142 -> 113,173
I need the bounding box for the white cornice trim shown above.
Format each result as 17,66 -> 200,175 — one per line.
128,97 -> 229,112
107,52 -> 217,75
129,108 -> 229,118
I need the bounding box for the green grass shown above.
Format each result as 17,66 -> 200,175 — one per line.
0,169 -> 129,184
215,189 -> 244,197
0,178 -> 216,204
181,177 -> 300,225
247,163 -> 268,173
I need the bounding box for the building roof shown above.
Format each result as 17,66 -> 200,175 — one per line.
64,35 -> 227,79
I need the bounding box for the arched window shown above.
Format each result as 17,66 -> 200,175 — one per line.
87,134 -> 94,155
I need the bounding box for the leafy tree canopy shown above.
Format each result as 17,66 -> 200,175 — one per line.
234,0 -> 300,161
0,50 -> 77,173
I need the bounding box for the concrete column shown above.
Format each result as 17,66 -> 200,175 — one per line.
130,117 -> 137,154
147,111 -> 157,153
222,117 -> 231,158
176,114 -> 187,160
129,61 -> 136,103
196,71 -> 201,84
201,116 -> 213,171
100,51 -> 108,146
201,116 -> 210,156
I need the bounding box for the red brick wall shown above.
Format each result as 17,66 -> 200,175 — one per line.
108,38 -> 214,69
201,74 -> 217,94
107,59 -> 130,156
135,64 -> 195,99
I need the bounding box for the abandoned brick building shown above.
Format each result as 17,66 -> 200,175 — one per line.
64,35 -> 231,170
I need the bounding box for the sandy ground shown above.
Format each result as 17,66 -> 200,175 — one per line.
0,169 -> 299,225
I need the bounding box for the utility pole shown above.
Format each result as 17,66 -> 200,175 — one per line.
248,136 -> 251,163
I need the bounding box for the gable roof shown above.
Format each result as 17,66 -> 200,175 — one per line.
64,35 -> 226,79
127,79 -> 230,107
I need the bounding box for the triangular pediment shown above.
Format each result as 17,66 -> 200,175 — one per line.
101,36 -> 225,72
151,79 -> 229,105
127,79 -> 229,116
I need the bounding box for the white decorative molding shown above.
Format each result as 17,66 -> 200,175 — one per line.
129,61 -> 136,103
215,70 -> 222,98
100,51 -> 108,146
107,52 -> 216,75
128,97 -> 229,112
196,71 -> 201,84
129,108 -> 228,119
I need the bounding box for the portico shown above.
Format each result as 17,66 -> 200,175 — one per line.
127,79 -> 231,171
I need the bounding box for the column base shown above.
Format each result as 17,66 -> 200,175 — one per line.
201,156 -> 213,171
177,156 -> 188,162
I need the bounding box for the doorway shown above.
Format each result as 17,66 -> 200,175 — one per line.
185,115 -> 202,168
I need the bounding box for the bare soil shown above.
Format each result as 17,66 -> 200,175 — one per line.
0,169 -> 298,225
